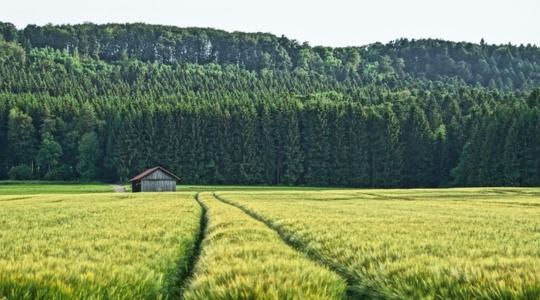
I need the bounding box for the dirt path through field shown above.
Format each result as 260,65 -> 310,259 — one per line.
112,185 -> 126,193
212,192 -> 359,299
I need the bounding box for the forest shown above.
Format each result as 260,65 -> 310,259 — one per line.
0,21 -> 539,186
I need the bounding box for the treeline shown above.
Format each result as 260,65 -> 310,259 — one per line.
1,22 -> 540,89
453,91 -> 540,186
1,90 -> 539,186
0,21 -> 539,186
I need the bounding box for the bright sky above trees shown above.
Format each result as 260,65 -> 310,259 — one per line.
1,0 -> 539,47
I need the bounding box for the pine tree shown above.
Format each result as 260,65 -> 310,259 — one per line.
282,104 -> 304,185
345,105 -> 370,187
36,132 -> 63,177
8,108 -> 36,167
401,105 -> 434,187
503,116 -> 524,185
77,131 -> 101,180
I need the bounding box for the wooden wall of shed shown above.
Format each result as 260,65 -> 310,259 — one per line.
141,179 -> 176,192
144,169 -> 175,180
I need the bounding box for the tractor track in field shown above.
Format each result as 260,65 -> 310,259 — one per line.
173,192 -> 208,299
212,192 -> 370,300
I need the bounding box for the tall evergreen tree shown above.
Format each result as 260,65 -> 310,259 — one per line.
77,131 -> 100,180
7,108 -> 36,167
401,105 -> 434,187
36,132 -> 63,177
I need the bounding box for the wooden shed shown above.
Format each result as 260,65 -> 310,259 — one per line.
129,166 -> 180,192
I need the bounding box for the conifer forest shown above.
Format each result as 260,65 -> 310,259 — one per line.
0,22 -> 539,186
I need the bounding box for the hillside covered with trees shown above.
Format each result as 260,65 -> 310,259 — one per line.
0,21 -> 539,186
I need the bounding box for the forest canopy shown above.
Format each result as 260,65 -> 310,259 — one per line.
0,21 -> 539,186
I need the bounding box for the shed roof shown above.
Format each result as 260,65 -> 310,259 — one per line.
129,166 -> 180,182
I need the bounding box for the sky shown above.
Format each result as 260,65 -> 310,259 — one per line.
1,0 -> 539,47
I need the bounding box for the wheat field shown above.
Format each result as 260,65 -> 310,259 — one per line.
183,192 -> 346,300
0,192 -> 201,299
218,188 -> 540,299
1,186 -> 540,299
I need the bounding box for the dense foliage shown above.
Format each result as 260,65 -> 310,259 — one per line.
0,21 -> 539,186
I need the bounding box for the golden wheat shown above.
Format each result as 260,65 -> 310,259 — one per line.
183,192 -> 347,300
219,188 -> 540,299
0,192 -> 201,299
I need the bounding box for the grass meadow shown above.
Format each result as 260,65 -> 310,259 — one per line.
0,192 -> 201,299
0,181 -> 112,195
219,188 -> 540,299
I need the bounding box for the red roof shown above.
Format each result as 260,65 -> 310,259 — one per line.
129,166 -> 180,182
